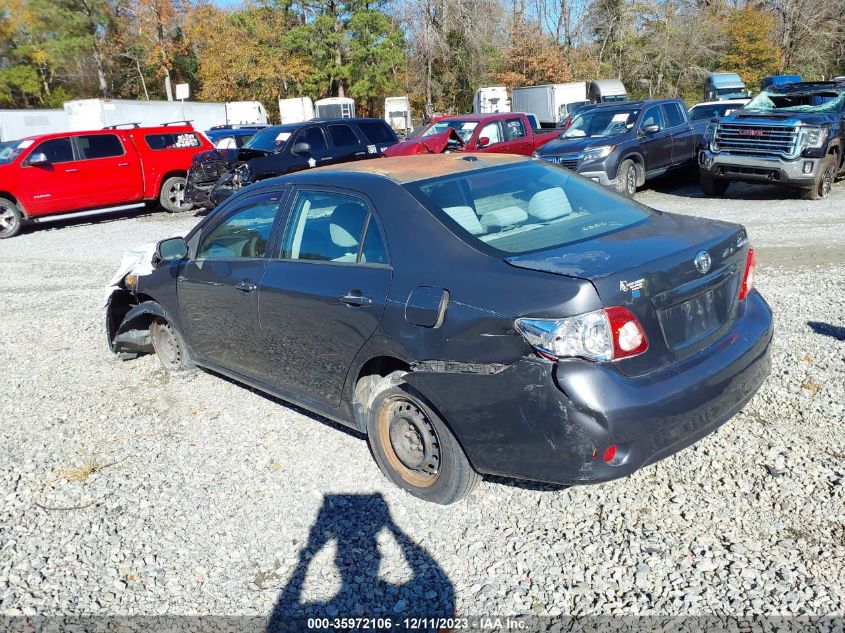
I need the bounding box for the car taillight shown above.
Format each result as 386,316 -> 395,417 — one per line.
515,307 -> 648,362
738,247 -> 756,301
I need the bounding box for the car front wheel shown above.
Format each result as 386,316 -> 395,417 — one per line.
700,172 -> 730,196
367,373 -> 479,505
802,155 -> 837,201
0,198 -> 23,239
160,176 -> 192,213
150,320 -> 194,372
614,159 -> 638,197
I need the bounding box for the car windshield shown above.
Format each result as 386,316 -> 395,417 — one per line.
689,103 -> 744,120
0,139 -> 30,165
745,87 -> 845,113
243,125 -> 300,152
562,109 -> 639,139
421,120 -> 478,142
404,161 -> 651,255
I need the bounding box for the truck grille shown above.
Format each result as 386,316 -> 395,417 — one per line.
714,124 -> 798,158
547,155 -> 580,170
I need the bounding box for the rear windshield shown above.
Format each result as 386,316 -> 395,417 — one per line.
404,161 -> 651,255
145,132 -> 201,150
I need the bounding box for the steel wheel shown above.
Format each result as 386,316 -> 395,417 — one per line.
150,320 -> 190,372
377,396 -> 441,488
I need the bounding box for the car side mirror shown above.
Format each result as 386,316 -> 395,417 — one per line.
477,136 -> 490,147
292,142 -> 311,155
642,124 -> 661,135
28,152 -> 49,166
156,236 -> 188,262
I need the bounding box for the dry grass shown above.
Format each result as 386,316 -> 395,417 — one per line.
801,378 -> 822,395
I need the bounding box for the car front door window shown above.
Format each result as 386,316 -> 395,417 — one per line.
30,138 -> 74,164
198,198 -> 279,259
478,122 -> 502,145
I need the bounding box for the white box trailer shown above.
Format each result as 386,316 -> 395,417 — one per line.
0,109 -> 69,141
63,99 -> 267,131
225,101 -> 269,125
279,97 -> 315,124
315,97 -> 355,119
384,96 -> 411,132
473,87 -> 510,114
511,83 -> 588,128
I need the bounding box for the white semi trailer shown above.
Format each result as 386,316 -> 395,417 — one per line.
0,109 -> 69,141
279,97 -> 315,124
473,87 -> 510,114
63,99 -> 267,131
511,83 -> 589,128
384,96 -> 412,133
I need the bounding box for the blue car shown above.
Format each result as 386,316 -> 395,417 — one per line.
106,154 -> 773,504
204,125 -> 268,149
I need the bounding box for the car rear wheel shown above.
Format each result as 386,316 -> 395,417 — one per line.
150,320 -> 194,372
0,198 -> 23,239
160,176 -> 192,213
614,159 -> 637,197
802,155 -> 837,201
367,373 -> 479,505
700,172 -> 730,196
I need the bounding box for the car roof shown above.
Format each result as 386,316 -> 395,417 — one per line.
691,100 -> 749,107
433,113 -> 515,122
294,153 -> 529,185
20,124 -> 196,142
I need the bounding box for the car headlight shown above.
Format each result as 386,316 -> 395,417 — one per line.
800,126 -> 828,149
703,123 -> 716,143
582,145 -> 614,162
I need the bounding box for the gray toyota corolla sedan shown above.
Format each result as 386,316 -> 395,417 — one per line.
107,154 -> 773,504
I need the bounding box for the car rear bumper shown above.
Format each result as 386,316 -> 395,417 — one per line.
699,149 -> 819,186
403,290 -> 773,486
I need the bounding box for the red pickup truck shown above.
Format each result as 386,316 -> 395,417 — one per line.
383,113 -> 561,157
0,124 -> 213,239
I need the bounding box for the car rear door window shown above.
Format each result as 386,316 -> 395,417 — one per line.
197,197 -> 279,259
503,118 -> 527,140
295,127 -> 328,152
662,103 -> 686,128
355,120 -> 396,145
328,124 -> 361,149
282,191 -> 385,264
77,134 -> 124,159
31,138 -> 74,164
145,132 -> 201,150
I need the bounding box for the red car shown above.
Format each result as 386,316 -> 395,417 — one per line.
383,113 -> 561,157
0,124 -> 213,239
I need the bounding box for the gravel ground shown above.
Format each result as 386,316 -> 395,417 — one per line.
1,176 -> 843,627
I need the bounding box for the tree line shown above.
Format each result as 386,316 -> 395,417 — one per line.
2,0 -> 844,119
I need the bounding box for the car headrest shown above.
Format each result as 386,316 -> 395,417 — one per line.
528,187 -> 573,220
480,206 -> 528,231
443,206 -> 484,235
329,203 -> 366,248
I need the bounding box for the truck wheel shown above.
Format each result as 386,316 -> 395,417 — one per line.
150,319 -> 194,372
159,176 -> 192,213
700,172 -> 729,197
0,198 -> 23,239
367,372 -> 479,505
802,156 -> 837,201
614,160 -> 638,197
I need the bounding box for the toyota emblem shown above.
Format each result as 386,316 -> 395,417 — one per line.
694,250 -> 712,274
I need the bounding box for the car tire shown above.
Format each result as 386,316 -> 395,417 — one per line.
700,172 -> 730,197
366,372 -> 479,505
614,159 -> 638,197
801,155 -> 837,201
150,319 -> 194,372
0,197 -> 24,239
159,176 -> 192,213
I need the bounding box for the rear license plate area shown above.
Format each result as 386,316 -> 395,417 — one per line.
659,276 -> 736,349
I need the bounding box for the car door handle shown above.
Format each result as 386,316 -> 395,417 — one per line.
65,168 -> 78,173
354,151 -> 366,156
235,281 -> 257,293
321,156 -> 334,161
117,162 -> 129,167
340,293 -> 372,307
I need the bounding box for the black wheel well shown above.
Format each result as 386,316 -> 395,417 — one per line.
158,171 -> 188,196
352,356 -> 411,410
0,191 -> 24,217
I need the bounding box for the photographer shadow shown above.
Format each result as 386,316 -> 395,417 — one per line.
267,493 -> 454,632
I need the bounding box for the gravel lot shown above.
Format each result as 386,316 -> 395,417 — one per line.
1,175 -> 843,626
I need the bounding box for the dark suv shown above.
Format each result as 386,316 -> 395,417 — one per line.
186,118 -> 398,208
535,99 -> 704,196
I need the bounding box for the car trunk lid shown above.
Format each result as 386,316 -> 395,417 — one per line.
504,211 -> 749,376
